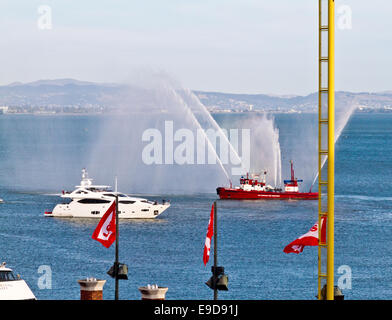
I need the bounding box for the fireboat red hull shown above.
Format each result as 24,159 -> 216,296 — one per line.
216,187 -> 318,200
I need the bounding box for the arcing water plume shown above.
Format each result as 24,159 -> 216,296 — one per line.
221,113 -> 282,187
176,88 -> 243,167
309,97 -> 359,189
86,71 -> 246,194
87,70 -> 283,194
166,74 -> 283,188
275,96 -> 358,193
164,86 -> 231,183
244,114 -> 282,187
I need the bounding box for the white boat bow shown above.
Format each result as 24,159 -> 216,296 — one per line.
0,262 -> 36,300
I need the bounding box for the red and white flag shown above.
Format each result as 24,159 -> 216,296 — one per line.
203,203 -> 214,266
283,217 -> 326,254
92,200 -> 116,248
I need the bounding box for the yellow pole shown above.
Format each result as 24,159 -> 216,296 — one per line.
327,0 -> 335,301
317,0 -> 323,300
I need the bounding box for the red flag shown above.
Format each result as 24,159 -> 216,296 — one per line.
284,217 -> 326,254
92,200 -> 116,248
203,203 -> 214,266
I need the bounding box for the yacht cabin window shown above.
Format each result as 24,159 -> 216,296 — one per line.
0,271 -> 16,282
77,199 -> 111,204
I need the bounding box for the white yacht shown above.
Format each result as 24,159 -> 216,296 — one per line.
45,169 -> 170,219
0,262 -> 36,300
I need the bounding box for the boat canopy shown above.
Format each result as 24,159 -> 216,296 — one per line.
284,179 -> 303,184
0,263 -> 17,281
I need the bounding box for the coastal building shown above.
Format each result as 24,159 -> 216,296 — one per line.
0,106 -> 8,114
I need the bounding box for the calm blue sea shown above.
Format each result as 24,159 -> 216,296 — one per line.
0,112 -> 391,300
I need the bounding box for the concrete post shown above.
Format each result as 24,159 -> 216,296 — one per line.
138,285 -> 168,300
77,278 -> 106,300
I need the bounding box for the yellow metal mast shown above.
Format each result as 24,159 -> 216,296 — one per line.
327,0 -> 335,301
318,0 -> 335,300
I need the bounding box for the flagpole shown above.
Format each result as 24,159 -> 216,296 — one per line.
213,201 -> 218,301
115,194 -> 119,300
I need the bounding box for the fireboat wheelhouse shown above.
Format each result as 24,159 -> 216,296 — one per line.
216,161 -> 318,200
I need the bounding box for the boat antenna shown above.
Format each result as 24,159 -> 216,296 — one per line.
290,160 -> 295,181
115,175 -> 118,193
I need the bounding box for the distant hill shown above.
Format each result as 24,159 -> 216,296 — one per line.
0,78 -> 391,113
0,79 -> 126,107
194,90 -> 392,113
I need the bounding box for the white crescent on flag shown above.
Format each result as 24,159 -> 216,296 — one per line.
203,204 -> 214,265
204,237 -> 211,256
284,217 -> 326,254
92,201 -> 117,248
97,211 -> 115,241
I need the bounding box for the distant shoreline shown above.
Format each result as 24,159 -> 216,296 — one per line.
2,110 -> 392,116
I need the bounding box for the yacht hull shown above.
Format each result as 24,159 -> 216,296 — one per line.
46,202 -> 170,219
45,168 -> 170,219
0,280 -> 36,300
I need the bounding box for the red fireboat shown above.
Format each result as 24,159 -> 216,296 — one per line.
217,161 -> 318,200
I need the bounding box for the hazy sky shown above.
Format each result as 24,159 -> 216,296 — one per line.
0,0 -> 390,95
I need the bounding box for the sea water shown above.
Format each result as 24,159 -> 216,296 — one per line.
0,112 -> 391,300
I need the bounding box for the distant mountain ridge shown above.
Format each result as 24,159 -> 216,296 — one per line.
0,79 -> 127,108
0,78 -> 391,113
6,78 -> 118,87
